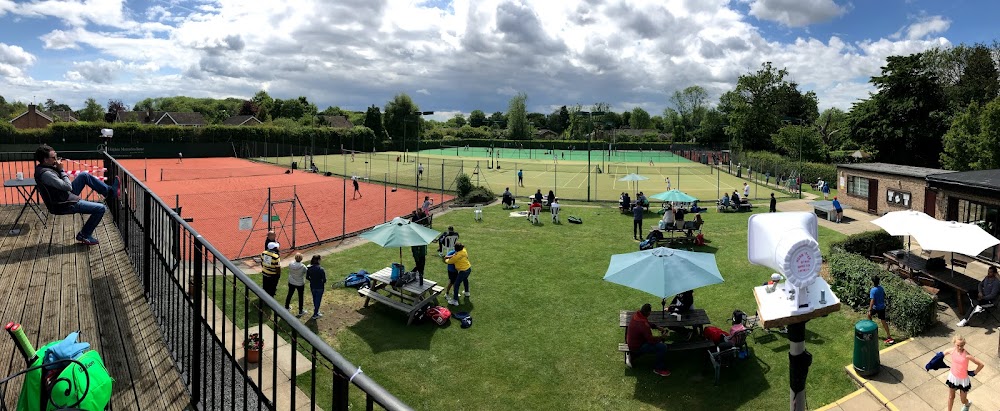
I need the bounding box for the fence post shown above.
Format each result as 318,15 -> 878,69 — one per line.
142,192 -> 152,295
332,369 -> 350,411
190,239 -> 204,408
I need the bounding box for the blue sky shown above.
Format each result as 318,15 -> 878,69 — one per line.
0,0 -> 993,120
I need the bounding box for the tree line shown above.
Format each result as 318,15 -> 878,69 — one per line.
3,42 -> 998,170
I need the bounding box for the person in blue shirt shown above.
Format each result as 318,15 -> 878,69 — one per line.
868,276 -> 894,344
832,196 -> 844,223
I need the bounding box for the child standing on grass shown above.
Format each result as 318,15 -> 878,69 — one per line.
285,253 -> 307,316
943,335 -> 984,411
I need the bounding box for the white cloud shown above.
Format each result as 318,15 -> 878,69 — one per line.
40,29 -> 81,49
895,15 -> 951,40
0,0 -> 959,112
749,0 -> 848,27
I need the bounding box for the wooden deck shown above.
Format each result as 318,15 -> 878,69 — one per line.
0,205 -> 189,410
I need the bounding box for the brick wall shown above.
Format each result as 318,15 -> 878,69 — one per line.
836,168 -> 930,215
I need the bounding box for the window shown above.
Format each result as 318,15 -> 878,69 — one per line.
954,198 -> 999,261
886,189 -> 911,208
847,176 -> 868,198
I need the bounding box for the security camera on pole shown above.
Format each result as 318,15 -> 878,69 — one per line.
747,212 -> 841,411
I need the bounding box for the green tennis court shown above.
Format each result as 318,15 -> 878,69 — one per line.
421,146 -> 688,163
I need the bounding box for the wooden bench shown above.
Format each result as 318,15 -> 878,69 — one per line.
359,285 -> 444,325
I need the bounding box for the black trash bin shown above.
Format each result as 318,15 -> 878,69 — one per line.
853,320 -> 880,377
291,161 -> 298,170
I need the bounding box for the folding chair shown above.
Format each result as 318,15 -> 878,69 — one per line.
550,204 -> 560,224
474,204 -> 483,222
438,234 -> 458,257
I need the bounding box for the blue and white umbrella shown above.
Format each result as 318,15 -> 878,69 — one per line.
603,247 -> 724,299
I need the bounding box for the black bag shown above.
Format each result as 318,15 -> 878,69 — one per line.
568,216 -> 583,224
391,270 -> 419,287
927,257 -> 946,270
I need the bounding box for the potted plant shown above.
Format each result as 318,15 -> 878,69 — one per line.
243,333 -> 264,364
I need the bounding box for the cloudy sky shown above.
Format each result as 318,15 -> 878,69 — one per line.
0,0 -> 993,121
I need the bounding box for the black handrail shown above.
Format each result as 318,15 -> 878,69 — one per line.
99,152 -> 411,410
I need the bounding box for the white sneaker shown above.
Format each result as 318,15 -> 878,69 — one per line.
297,310 -> 307,316
972,305 -> 984,314
957,319 -> 969,327
447,297 -> 459,306
625,353 -> 632,369
961,401 -> 971,411
464,291 -> 470,297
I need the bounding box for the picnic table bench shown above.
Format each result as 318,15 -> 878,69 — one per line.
359,267 -> 444,325
882,250 -> 981,315
616,309 -> 714,363
807,200 -> 850,221
716,199 -> 753,212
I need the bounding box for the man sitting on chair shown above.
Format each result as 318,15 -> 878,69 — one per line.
958,266 -> 999,327
528,199 -> 543,223
502,187 -> 515,208
436,226 -> 459,256
34,144 -> 119,245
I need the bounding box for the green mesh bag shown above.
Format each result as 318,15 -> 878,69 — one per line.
16,341 -> 113,411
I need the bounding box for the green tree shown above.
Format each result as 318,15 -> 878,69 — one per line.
488,111 -> 507,128
630,107 -> 652,129
941,98 -> 1000,170
506,92 -> 530,140
105,99 -> 129,122
772,125 -> 825,162
78,98 -> 105,122
447,113 -> 467,128
815,108 -> 848,153
384,93 -> 419,140
545,106 -> 570,134
848,53 -> 949,167
43,98 -> 72,112
469,110 -> 486,127
719,63 -> 816,150
251,90 -> 273,121
953,45 -> 1000,109
620,110 -> 631,128
698,108 -> 728,146
363,105 -> 386,140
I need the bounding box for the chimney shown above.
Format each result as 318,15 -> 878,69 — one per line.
28,104 -> 36,113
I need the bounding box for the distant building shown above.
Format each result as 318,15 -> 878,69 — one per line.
535,129 -> 558,139
223,115 -> 263,126
9,104 -> 78,129
321,115 -> 353,128
115,108 -> 206,126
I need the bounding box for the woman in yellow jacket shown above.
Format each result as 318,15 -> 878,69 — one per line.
444,243 -> 471,306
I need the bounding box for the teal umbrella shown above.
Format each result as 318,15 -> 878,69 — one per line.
649,189 -> 698,203
360,217 -> 441,260
603,247 -> 724,299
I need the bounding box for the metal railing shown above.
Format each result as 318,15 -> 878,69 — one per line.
97,151 -> 412,410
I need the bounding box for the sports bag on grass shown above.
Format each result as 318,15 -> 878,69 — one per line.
568,216 -> 583,224
342,270 -> 370,288
426,306 -> 451,325
452,312 -> 473,329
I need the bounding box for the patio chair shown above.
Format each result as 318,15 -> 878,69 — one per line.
528,206 -> 540,225
550,203 -> 561,224
708,328 -> 752,385
438,234 -> 458,257
474,204 -> 483,222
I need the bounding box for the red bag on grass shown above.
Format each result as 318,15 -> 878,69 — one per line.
427,306 -> 451,325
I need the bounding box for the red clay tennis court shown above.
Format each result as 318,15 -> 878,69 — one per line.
116,157 -> 454,259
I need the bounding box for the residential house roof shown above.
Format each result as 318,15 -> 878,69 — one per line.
9,106 -> 78,124
322,115 -> 353,128
157,112 -> 207,126
223,115 -> 262,126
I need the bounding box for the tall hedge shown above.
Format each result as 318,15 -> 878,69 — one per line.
7,122 -> 377,150
830,231 -> 904,257
827,250 -> 936,336
735,151 -> 837,188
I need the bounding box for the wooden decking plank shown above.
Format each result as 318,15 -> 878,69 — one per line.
87,222 -> 141,410
1,217 -> 48,404
97,221 -> 189,410
72,220 -> 103,410
58,212 -> 81,350
0,208 -> 43,406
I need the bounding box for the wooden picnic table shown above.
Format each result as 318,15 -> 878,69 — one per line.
882,250 -> 981,315
808,200 -> 851,221
616,309 -> 714,361
359,267 -> 444,325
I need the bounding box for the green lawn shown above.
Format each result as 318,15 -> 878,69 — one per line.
228,202 -> 875,410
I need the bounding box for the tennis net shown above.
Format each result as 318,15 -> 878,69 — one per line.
160,166 -> 288,181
